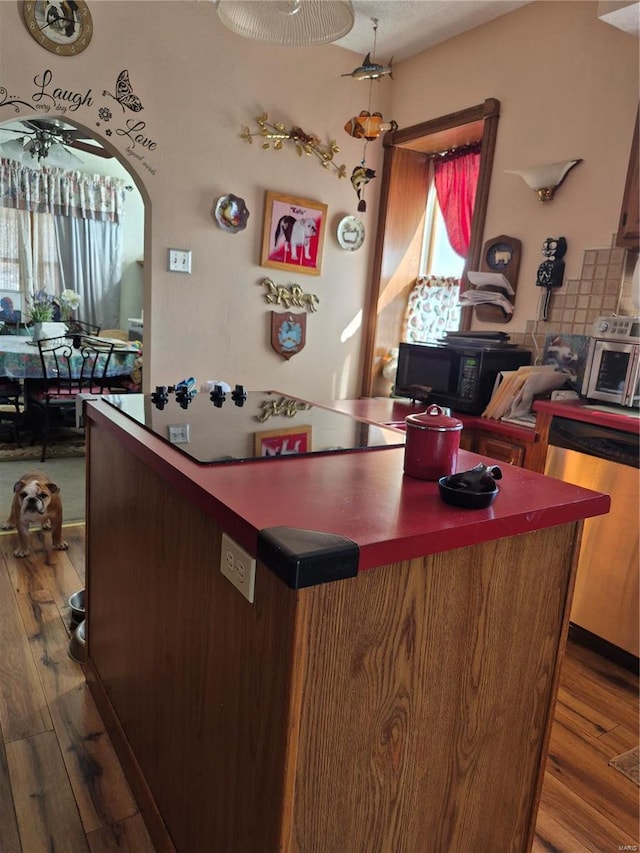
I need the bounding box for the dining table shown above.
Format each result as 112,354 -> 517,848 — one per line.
0,333 -> 141,380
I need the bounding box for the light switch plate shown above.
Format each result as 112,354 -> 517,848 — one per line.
168,424 -> 190,444
168,248 -> 192,274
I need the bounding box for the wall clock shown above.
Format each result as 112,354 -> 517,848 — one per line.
23,1 -> 93,56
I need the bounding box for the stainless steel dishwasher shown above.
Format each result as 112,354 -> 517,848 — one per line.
544,416 -> 639,661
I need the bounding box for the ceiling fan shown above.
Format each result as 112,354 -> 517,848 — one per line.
0,119 -> 112,164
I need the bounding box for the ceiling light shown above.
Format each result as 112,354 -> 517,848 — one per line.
505,159 -> 582,202
0,137 -> 83,168
215,0 -> 354,45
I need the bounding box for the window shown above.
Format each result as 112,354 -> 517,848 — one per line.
0,208 -> 25,292
0,208 -> 63,302
419,179 -> 465,280
33,212 -> 62,294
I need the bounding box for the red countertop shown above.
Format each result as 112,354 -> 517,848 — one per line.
87,397 -> 610,572
533,398 -> 640,434
316,396 -> 539,444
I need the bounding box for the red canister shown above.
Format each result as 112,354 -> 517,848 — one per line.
404,405 -> 463,480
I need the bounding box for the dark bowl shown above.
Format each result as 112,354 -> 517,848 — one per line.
438,476 -> 499,509
68,589 -> 85,624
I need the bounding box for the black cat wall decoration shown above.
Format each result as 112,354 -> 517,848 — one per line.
536,236 -> 567,321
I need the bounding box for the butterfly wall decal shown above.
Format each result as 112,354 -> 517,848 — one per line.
103,70 -> 144,113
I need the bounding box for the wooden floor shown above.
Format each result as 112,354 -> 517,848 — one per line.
0,524 -> 638,853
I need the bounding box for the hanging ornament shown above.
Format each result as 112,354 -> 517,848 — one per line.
351,159 -> 376,213
341,22 -> 393,81
343,18 -> 395,212
344,111 -> 398,142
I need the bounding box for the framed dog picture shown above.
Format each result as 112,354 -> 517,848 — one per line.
254,424 -> 312,457
261,191 -> 327,276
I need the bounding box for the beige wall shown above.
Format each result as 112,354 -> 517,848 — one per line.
0,1 -> 637,398
393,0 -> 638,331
0,0 -> 387,398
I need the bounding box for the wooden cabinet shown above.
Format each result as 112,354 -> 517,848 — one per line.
322,401 -> 547,473
85,408 -> 586,853
616,107 -> 639,252
459,430 -> 475,452
475,432 -> 525,466
461,426 -> 526,467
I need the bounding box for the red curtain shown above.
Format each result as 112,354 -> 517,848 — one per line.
434,147 -> 481,259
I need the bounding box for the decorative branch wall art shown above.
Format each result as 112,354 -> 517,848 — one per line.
241,113 -> 346,180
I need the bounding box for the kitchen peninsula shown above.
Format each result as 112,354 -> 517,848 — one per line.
84,393 -> 609,853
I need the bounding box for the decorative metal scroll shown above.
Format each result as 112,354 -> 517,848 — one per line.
257,396 -> 312,422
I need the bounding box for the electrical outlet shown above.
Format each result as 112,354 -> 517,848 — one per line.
168,248 -> 192,274
220,533 -> 256,603
168,423 -> 190,444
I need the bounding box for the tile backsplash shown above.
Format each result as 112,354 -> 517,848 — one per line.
508,238 -> 637,356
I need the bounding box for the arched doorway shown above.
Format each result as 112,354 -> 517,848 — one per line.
0,115 -> 148,343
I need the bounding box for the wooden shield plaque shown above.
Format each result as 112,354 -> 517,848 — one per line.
271,311 -> 306,360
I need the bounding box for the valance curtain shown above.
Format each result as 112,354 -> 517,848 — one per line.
403,276 -> 461,343
433,146 -> 481,259
0,158 -> 126,222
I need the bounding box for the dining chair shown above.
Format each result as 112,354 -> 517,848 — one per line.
100,333 -> 142,393
0,320 -> 30,336
99,329 -> 129,342
0,377 -> 23,445
67,319 -> 102,336
29,335 -> 115,462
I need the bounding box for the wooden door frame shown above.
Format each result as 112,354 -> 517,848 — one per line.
360,98 -> 500,397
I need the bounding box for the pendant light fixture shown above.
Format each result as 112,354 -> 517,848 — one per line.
215,0 -> 354,46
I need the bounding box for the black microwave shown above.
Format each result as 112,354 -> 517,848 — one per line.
394,341 -> 532,414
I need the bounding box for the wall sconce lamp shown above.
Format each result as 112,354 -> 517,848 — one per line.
505,159 -> 582,202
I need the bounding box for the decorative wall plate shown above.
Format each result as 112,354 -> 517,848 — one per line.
23,0 -> 93,56
213,194 -> 249,234
337,216 -> 365,251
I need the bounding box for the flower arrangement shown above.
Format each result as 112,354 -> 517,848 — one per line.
27,289 -> 55,322
59,289 -> 81,323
